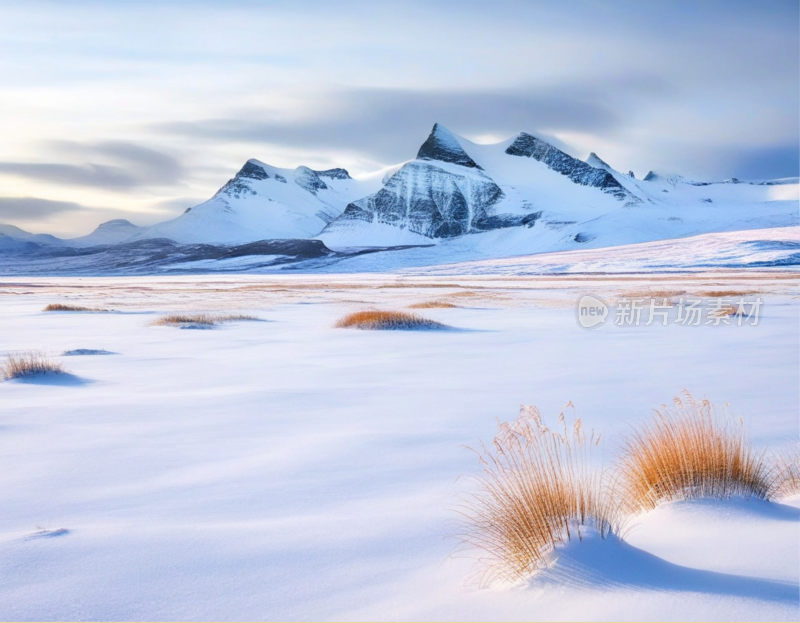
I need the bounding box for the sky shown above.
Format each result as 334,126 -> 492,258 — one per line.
0,0 -> 797,237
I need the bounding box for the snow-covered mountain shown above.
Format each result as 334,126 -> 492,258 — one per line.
127,160 -> 378,245
68,219 -> 145,247
0,224 -> 64,247
0,123 -> 797,274
318,124 -> 798,253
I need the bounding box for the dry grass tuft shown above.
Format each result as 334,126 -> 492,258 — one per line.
620,289 -> 685,300
408,300 -> 459,309
769,451 -> 800,499
707,304 -> 740,318
335,310 -> 448,330
617,393 -> 773,512
457,405 -> 617,585
1,351 -> 65,379
699,290 -> 754,298
151,313 -> 258,327
43,303 -> 106,312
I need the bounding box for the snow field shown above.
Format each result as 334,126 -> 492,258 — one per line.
0,275 -> 797,621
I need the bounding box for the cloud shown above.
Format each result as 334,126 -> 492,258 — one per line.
49,140 -> 185,184
0,197 -> 85,219
727,144 -> 800,181
0,141 -> 185,190
0,163 -> 142,190
154,83 -> 648,165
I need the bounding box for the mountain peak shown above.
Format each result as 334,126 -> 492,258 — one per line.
95,219 -> 138,230
314,167 -> 351,180
505,132 -> 557,158
506,133 -> 636,203
237,160 -> 270,181
294,166 -> 328,194
586,152 -> 611,170
416,123 -> 480,169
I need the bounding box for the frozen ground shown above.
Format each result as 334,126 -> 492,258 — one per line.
0,273 -> 798,621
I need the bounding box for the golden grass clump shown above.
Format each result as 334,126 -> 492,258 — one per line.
1,351 -> 65,379
408,300 -> 459,309
334,310 -> 447,330
617,393 -> 773,512
700,290 -> 753,298
707,304 -> 740,318
151,313 -> 258,327
43,303 -> 106,312
620,289 -> 685,301
769,451 -> 800,499
458,405 -> 617,585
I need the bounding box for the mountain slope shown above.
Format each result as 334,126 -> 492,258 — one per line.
1,123 -> 797,272
67,219 -> 145,247
0,224 -> 64,247
318,124 -> 799,255
125,160 -> 379,245
323,127 -> 507,240
319,124 -> 529,245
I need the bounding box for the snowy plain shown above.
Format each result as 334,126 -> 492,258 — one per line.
0,272 -> 798,621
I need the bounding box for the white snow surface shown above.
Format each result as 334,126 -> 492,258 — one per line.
128,161 -> 379,245
381,226 -> 800,275
0,275 -> 798,621
67,220 -> 146,247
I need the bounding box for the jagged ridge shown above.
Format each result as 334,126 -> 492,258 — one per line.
506,133 -> 636,203
416,123 -> 481,169
334,160 -> 504,238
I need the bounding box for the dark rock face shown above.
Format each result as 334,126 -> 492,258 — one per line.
293,166 -> 328,194
219,161 -> 270,199
216,239 -> 333,260
506,133 -> 635,202
416,123 -> 480,169
315,168 -> 351,180
239,161 -> 270,180
471,211 -> 542,232
334,161 -> 504,238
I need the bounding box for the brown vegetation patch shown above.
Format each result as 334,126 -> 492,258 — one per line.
335,310 -> 448,330
43,303 -> 107,312
698,290 -> 755,298
619,290 -> 685,301
617,393 -> 773,512
1,351 -> 65,379
458,405 -> 617,585
408,300 -> 459,309
151,313 -> 259,327
707,304 -> 740,318
770,451 -> 800,499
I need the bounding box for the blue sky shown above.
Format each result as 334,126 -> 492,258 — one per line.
0,0 -> 797,236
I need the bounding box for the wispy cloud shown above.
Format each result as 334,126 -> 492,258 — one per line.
0,141 -> 185,190
0,197 -> 85,219
155,82 -> 648,164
